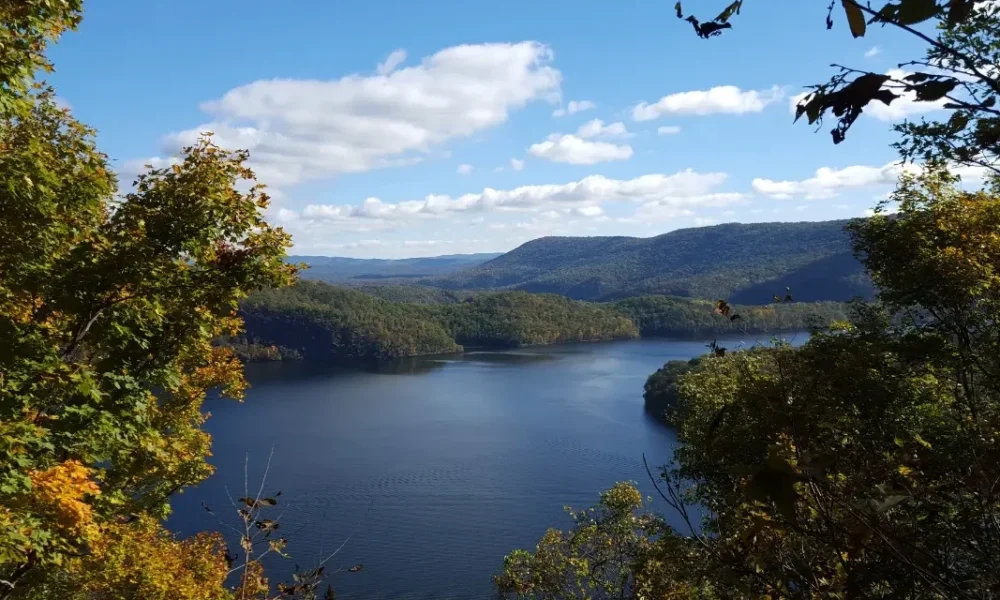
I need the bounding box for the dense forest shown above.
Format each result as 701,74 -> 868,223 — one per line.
432,291 -> 639,348
233,280 -> 849,362
424,220 -> 873,302
238,281 -> 639,360
240,282 -> 462,362
641,357 -> 702,423
612,295 -> 849,337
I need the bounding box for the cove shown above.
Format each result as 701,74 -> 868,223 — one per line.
169,333 -> 806,599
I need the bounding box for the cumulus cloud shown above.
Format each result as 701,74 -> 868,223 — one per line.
295,169 -> 736,229
657,125 -> 681,135
635,193 -> 745,222
457,163 -> 473,174
576,118 -> 630,139
376,49 -> 407,75
528,134 -> 632,164
157,42 -> 561,187
865,46 -> 882,58
752,162 -> 914,200
553,99 -> 596,117
528,119 -> 634,164
510,158 -> 525,171
753,160 -> 992,200
633,85 -> 783,120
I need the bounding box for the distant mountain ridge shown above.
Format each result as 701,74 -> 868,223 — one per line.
290,252 -> 503,283
422,220 -> 872,303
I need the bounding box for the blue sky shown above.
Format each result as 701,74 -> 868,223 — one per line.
46,0 -> 950,257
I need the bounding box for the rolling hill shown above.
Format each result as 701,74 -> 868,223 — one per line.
290,252 -> 502,283
423,220 -> 872,302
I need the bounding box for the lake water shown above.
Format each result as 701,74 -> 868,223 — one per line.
169,334 -> 805,599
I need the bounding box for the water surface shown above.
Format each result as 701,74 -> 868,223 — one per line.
170,334 -> 803,599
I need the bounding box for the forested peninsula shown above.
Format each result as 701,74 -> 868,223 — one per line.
230,280 -> 849,363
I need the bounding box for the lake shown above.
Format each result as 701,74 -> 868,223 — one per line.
169,333 -> 804,599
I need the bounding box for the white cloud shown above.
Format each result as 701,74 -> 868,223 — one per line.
864,204 -> 900,217
528,133 -> 633,165
576,118 -> 630,139
157,42 -> 561,187
510,158 -> 525,171
865,46 -> 882,58
753,162 -> 914,200
657,125 -> 682,135
633,85 -> 783,120
553,99 -> 596,117
376,49 -> 407,75
295,169 -> 735,228
572,205 -> 604,217
754,160 -> 992,200
636,193 -> 745,222
694,217 -> 718,226
457,163 -> 473,175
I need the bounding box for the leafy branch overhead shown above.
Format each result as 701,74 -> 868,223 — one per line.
676,0 -> 1000,172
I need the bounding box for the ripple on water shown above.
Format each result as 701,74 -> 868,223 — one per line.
167,338 -> 749,600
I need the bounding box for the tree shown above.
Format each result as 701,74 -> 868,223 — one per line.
676,0 -> 1000,175
0,0 -> 81,115
643,358 -> 702,423
495,482 -> 715,600
0,3 -> 298,596
501,169 -> 1000,598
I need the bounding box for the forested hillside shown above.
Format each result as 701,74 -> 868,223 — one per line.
613,296 -> 849,337
425,220 -> 872,302
234,281 -> 848,362
238,281 -> 641,361
433,291 -> 639,348
240,281 -> 462,361
292,252 -> 502,282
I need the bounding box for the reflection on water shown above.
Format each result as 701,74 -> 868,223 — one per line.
173,334 -> 804,600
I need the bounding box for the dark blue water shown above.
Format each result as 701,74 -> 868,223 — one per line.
169,334 -> 804,599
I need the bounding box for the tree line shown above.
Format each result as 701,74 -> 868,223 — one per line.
228,280 -> 849,363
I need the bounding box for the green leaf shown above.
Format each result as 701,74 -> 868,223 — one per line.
841,0 -> 867,37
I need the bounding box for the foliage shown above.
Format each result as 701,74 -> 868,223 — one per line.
642,358 -> 702,423
239,281 -> 851,362
216,336 -> 303,362
425,221 -> 870,302
30,516 -> 231,600
433,291 -> 639,348
350,283 -> 470,304
508,170 -> 1000,598
613,295 -> 848,337
0,4 -> 297,593
239,282 -> 639,360
676,0 -> 1000,174
495,482 -> 715,600
240,281 -> 462,361
0,0 -> 81,115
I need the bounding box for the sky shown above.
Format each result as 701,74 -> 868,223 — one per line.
45,0 -> 953,258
